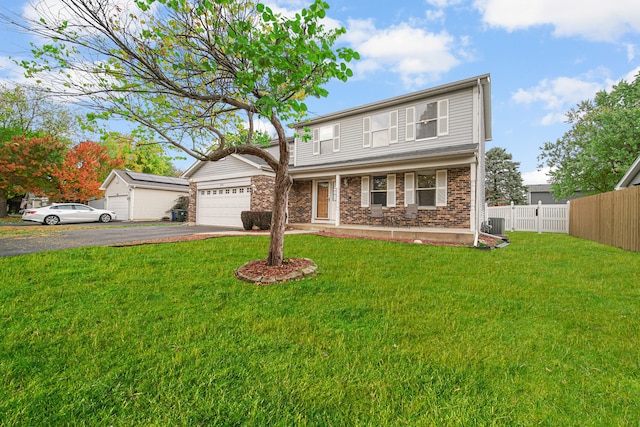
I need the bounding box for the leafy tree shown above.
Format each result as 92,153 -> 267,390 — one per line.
14,0 -> 358,266
0,136 -> 67,216
50,140 -> 125,203
0,84 -> 79,215
100,132 -> 177,176
0,84 -> 77,141
539,74 -> 640,198
485,147 -> 528,206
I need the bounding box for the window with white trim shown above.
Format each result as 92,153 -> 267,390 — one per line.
406,99 -> 449,141
416,173 -> 436,206
404,170 -> 447,207
371,175 -> 387,206
363,111 -> 398,148
364,174 -> 396,207
313,124 -> 340,154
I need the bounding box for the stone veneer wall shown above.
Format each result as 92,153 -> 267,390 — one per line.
187,181 -> 197,224
251,175 -> 275,211
288,180 -> 312,223
340,167 -> 471,229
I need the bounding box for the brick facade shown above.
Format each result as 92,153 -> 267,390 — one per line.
189,168 -> 471,229
289,167 -> 471,229
250,175 -> 275,211
288,180 -> 312,223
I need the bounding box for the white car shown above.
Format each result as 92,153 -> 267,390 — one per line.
22,203 -> 117,225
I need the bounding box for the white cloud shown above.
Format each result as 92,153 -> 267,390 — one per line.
344,19 -> 464,88
626,44 -> 636,62
522,167 -> 551,185
473,0 -> 640,42
512,74 -> 612,125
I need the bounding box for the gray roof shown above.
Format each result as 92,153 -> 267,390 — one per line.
103,169 -> 189,191
616,154 -> 640,189
290,143 -> 479,174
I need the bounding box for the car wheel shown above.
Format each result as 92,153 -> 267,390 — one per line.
99,214 -> 112,223
44,215 -> 60,225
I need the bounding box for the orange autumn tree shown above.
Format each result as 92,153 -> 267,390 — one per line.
0,135 -> 67,216
50,140 -> 124,203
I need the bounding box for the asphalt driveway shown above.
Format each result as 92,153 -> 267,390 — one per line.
0,222 -> 239,257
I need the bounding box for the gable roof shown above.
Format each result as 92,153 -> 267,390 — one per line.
182,153 -> 274,178
292,74 -> 492,141
616,154 -> 640,189
101,169 -> 189,192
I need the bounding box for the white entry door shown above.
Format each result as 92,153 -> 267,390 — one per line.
197,186 -> 251,227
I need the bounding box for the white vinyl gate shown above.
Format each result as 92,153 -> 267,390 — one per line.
485,201 -> 569,234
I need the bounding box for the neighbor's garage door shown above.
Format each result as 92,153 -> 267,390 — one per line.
197,186 -> 251,227
108,195 -> 129,221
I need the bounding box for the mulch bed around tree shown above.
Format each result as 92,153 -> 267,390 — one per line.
234,258 -> 318,285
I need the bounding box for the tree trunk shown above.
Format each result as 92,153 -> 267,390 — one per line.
266,118 -> 292,266
0,190 -> 7,218
266,165 -> 292,266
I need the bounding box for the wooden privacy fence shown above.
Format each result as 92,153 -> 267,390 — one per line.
569,186 -> 640,252
486,201 -> 569,234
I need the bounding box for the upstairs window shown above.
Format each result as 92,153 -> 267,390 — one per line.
363,111 -> 398,148
313,124 -> 340,154
406,99 -> 449,141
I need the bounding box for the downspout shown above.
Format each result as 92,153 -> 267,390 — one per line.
129,186 -> 135,222
473,77 -> 485,247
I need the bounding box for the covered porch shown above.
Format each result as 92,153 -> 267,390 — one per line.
289,222 -> 475,245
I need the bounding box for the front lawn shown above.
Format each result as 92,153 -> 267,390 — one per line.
1,233 -> 638,425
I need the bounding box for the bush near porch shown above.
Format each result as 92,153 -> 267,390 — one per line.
0,233 -> 638,425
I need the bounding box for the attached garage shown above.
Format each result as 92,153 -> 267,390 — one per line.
183,151 -> 280,227
197,185 -> 251,227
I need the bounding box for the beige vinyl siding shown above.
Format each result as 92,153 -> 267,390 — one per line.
105,174 -> 129,195
294,88 -> 474,167
132,188 -> 188,221
190,156 -> 263,181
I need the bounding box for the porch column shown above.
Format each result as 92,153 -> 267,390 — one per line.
335,174 -> 341,227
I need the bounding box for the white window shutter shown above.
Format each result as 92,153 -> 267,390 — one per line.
404,172 -> 415,206
363,117 -> 371,147
389,110 -> 398,144
333,124 -> 340,152
438,99 -> 449,136
387,174 -> 396,207
312,128 -> 320,155
361,176 -> 370,207
436,169 -> 447,206
405,107 -> 415,141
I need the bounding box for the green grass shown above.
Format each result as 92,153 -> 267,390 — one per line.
1,233 -> 639,426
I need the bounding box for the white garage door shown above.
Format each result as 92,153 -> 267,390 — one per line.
197,186 -> 251,227
108,195 -> 129,221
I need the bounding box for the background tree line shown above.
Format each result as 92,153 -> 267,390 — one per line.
0,84 -> 179,217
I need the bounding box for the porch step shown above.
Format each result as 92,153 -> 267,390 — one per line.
289,223 -> 474,245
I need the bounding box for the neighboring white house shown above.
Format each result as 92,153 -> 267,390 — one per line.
100,169 -> 189,221
615,154 -> 640,189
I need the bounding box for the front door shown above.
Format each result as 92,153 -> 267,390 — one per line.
316,181 -> 330,219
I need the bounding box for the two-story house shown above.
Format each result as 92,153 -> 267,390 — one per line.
184,74 -> 492,245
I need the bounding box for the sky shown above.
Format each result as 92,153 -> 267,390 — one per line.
1,0 -> 640,183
